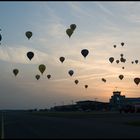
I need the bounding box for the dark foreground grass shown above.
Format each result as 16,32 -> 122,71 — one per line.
124,121 -> 140,127
31,111 -> 119,119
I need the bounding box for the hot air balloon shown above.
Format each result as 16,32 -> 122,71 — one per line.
123,59 -> 126,63
59,57 -> 65,63
120,58 -> 126,63
85,85 -> 88,89
13,69 -> 19,76
25,31 -> 32,40
109,57 -> 114,63
47,74 -> 51,79
113,45 -> 116,48
134,78 -> 140,85
0,34 -> 1,41
35,75 -> 40,80
39,64 -> 46,75
66,28 -> 73,38
119,75 -> 124,80
120,57 -> 124,62
102,78 -> 106,83
135,60 -> 138,64
74,79 -> 79,85
68,70 -> 74,76
70,24 -> 76,31
27,51 -> 34,60
116,60 -> 119,64
81,49 -> 89,58
121,42 -> 124,46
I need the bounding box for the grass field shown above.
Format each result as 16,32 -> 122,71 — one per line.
31,111 -> 119,119
124,121 -> 140,127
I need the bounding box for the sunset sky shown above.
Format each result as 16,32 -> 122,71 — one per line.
0,2 -> 140,109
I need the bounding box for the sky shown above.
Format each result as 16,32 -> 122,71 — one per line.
0,1 -> 140,109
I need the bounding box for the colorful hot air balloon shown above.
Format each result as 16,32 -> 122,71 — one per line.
81,49 -> 89,58
47,74 -> 51,79
70,24 -> 76,31
66,28 -> 73,38
25,31 -> 32,40
35,74 -> 40,80
109,57 -> 114,63
68,70 -> 74,76
134,78 -> 140,85
13,69 -> 19,76
59,57 -> 65,63
119,75 -> 124,80
38,64 -> 46,75
74,79 -> 79,85
27,51 -> 34,60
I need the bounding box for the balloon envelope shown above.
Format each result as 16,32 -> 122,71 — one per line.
119,75 -> 124,80
13,69 -> 19,76
85,85 -> 88,89
116,60 -> 119,64
81,49 -> 89,58
59,57 -> 65,63
113,45 -> 116,48
27,51 -> 34,60
135,60 -> 138,64
66,28 -> 73,38
35,75 -> 40,80
109,57 -> 114,63
39,64 -> 46,74
47,74 -> 51,79
102,78 -> 106,83
68,70 -> 74,76
121,42 -> 124,46
120,57 -> 123,62
120,58 -> 126,63
75,80 -> 79,84
70,24 -> 76,31
25,31 -> 32,40
0,34 -> 2,42
134,78 -> 140,85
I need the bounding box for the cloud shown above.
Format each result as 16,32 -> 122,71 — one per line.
96,2 -> 114,16
0,45 -> 51,64
67,2 -> 96,19
47,22 -> 65,38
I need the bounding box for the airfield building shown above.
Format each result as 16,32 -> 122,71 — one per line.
109,91 -> 140,110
